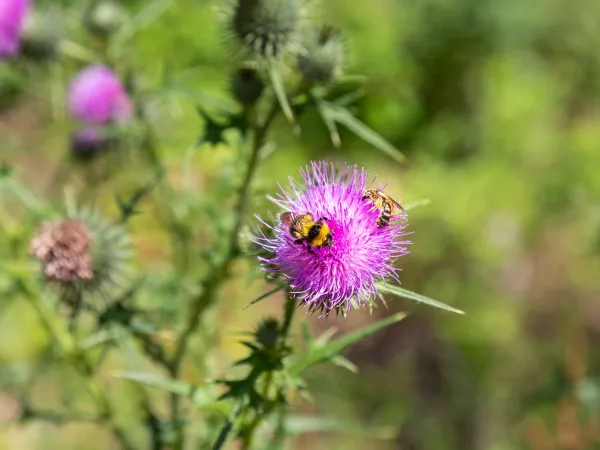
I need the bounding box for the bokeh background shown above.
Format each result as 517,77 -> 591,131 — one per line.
2,0 -> 600,449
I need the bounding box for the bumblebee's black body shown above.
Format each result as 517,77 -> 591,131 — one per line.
280,212 -> 333,253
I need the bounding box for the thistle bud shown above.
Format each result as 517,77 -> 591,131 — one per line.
21,9 -> 62,60
230,0 -> 302,57
30,208 -> 132,305
254,317 -> 280,349
297,25 -> 344,84
230,62 -> 264,106
70,127 -> 115,162
84,0 -> 127,38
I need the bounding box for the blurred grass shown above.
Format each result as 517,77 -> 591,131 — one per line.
2,0 -> 600,448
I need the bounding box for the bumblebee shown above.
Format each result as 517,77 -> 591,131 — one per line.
362,189 -> 405,228
280,212 -> 333,253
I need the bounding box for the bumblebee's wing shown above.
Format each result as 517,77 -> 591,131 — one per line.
391,197 -> 405,212
280,212 -> 295,227
376,190 -> 405,212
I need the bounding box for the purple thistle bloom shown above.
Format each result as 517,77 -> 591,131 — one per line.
255,161 -> 411,316
0,0 -> 29,58
68,64 -> 132,124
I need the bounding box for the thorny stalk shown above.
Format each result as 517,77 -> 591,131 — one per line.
168,99 -> 281,449
240,295 -> 297,450
18,281 -> 136,450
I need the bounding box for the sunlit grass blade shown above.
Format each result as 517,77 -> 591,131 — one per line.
288,312 -> 406,375
241,285 -> 285,310
115,371 -> 221,411
376,283 -> 464,314
317,100 -> 406,164
281,415 -> 398,439
268,63 -> 294,123
404,198 -> 431,211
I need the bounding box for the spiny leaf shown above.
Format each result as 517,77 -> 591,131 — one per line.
288,313 -> 407,375
330,355 -> 358,373
316,99 -> 406,163
268,63 -> 294,123
315,98 -> 341,147
376,283 -> 464,314
242,285 -> 285,310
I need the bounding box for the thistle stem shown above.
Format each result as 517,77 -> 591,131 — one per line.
240,295 -> 297,450
19,282 -> 136,450
169,100 -> 280,450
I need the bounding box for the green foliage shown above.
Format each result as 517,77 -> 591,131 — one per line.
2,0 -> 600,448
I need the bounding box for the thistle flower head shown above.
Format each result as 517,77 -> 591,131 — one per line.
29,207 -> 132,304
68,64 -> 132,125
0,0 -> 30,58
229,0 -> 302,57
30,219 -> 94,284
297,25 -> 345,84
255,162 -> 411,316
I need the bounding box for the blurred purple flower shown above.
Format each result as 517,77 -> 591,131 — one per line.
0,0 -> 30,57
255,161 -> 411,316
68,64 -> 132,124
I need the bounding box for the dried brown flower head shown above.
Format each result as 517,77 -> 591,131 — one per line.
29,219 -> 94,283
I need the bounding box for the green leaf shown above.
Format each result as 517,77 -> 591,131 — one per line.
315,98 -> 341,147
316,100 -> 406,163
288,313 -> 407,375
281,415 -> 397,439
330,355 -> 358,373
376,283 -> 464,314
268,63 -> 294,123
404,198 -> 431,211
115,372 -> 220,410
241,285 -> 285,310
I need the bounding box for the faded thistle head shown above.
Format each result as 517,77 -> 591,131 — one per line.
297,25 -> 345,84
254,162 -> 411,317
228,0 -> 303,58
29,207 -> 132,305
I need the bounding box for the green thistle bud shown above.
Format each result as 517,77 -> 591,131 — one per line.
21,9 -> 62,60
30,207 -> 132,308
230,0 -> 302,57
254,317 -> 280,349
84,0 -> 127,38
230,62 -> 265,106
297,25 -> 345,84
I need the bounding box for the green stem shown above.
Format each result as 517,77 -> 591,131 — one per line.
169,100 -> 280,450
240,295 -> 297,450
19,282 -> 135,450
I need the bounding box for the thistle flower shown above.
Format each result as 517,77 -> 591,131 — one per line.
0,0 -> 30,58
255,162 -> 411,316
30,219 -> 94,284
29,208 -> 132,305
229,0 -> 302,57
297,25 -> 345,84
68,64 -> 132,125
